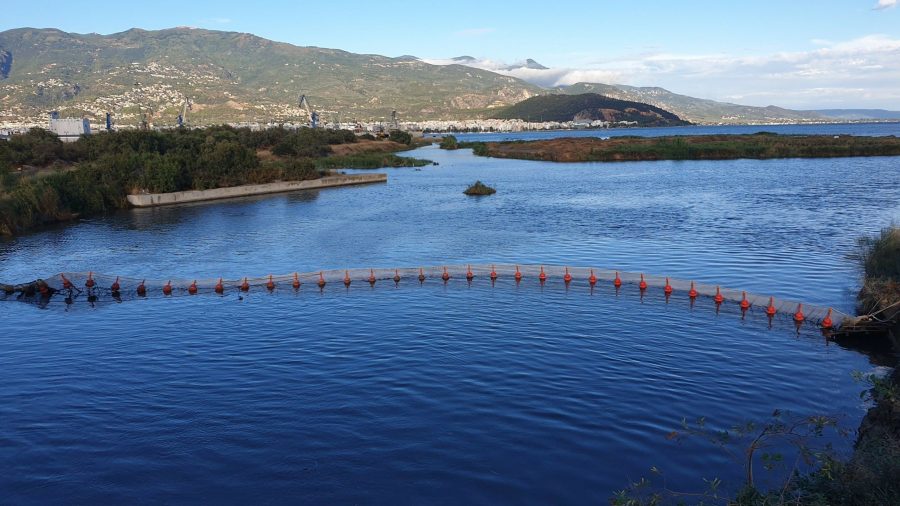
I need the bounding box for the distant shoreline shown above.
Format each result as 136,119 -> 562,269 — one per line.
452,133 -> 900,163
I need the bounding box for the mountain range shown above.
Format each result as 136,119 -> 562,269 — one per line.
1,27 -> 896,128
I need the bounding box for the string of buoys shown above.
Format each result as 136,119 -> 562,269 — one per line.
4,265 -> 846,331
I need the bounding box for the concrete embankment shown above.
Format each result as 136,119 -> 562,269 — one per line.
126,173 -> 387,208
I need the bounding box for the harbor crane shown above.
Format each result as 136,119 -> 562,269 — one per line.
176,98 -> 192,128
298,94 -> 319,128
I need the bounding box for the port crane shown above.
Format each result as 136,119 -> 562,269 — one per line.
298,94 -> 319,128
176,98 -> 192,128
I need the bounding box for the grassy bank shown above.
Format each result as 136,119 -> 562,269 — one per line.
446,133 -> 900,163
315,152 -> 431,170
0,127 -> 423,236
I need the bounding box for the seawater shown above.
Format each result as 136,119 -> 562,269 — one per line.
1,123 -> 898,503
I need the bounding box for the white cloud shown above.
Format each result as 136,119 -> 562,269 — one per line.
874,0 -> 896,10
423,34 -> 900,109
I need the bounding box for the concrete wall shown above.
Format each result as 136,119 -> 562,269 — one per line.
126,173 -> 387,208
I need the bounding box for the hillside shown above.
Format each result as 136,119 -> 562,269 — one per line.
489,93 -> 689,126
0,27 -> 542,126
555,82 -> 824,125
811,109 -> 900,121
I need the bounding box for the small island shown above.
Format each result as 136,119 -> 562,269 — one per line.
463,181 -> 496,196
454,133 -> 900,163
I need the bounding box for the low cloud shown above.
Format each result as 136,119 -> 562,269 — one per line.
424,35 -> 900,109
874,0 -> 896,10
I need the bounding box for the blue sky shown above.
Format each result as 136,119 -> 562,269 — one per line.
3,0 -> 899,109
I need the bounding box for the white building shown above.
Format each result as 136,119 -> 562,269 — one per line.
48,112 -> 91,142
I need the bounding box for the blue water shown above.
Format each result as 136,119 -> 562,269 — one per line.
2,123 -> 899,503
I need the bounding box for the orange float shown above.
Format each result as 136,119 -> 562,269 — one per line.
766,297 -> 777,316
515,265 -> 522,281
793,304 -> 805,322
563,267 -> 572,283
344,270 -> 352,287
614,271 -> 622,288
215,278 -> 224,294
61,274 -> 73,290
490,265 -> 498,280
136,280 -> 147,296
442,267 -> 450,281
639,274 -> 647,291
740,291 -> 750,310
688,281 -> 698,298
368,269 -> 377,285
821,308 -> 834,329
393,270 -> 401,283
588,269 -> 597,285
188,281 -> 198,295
163,281 -> 172,296
318,272 -> 327,288
85,271 -> 95,289
110,276 -> 120,292
539,266 -> 547,282
418,268 -> 426,282
714,286 -> 724,304
664,277 -> 673,295
466,265 -> 474,280
292,273 -> 301,289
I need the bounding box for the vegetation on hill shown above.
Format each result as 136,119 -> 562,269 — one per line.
0,27 -> 541,125
556,82 -> 824,125
489,93 -> 689,126
0,126 -> 419,236
469,133 -> 900,163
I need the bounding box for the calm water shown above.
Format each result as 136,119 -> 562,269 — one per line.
2,124 -> 899,503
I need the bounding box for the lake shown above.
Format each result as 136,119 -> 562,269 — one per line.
2,123 -> 899,503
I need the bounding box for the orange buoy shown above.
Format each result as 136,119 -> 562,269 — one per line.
136,280 -> 146,296
266,275 -> 275,291
292,273 -> 301,289
821,308 -> 834,329
688,281 -> 698,298
393,269 -> 401,283
563,267 -> 572,283
110,276 -> 120,292
714,286 -> 724,304
318,272 -> 326,288
39,283 -> 49,296
588,269 -> 597,285
740,291 -> 750,310
466,265 -> 474,280
614,271 -> 622,288
515,265 -> 522,281
639,274 -> 647,291
490,265 -> 498,280
794,304 -> 805,323
85,271 -> 95,288
539,266 -> 547,282
766,297 -> 777,316
664,277 -> 673,295
61,274 -> 73,290
188,280 -> 198,295
215,278 -> 224,294
240,277 -> 250,292
418,268 -> 426,282
368,269 -> 377,284
442,267 -> 450,281
344,270 -> 352,287
163,281 -> 172,296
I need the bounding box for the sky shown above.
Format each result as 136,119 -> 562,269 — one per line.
3,0 -> 900,109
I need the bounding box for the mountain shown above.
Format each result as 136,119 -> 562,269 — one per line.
554,83 -> 825,124
810,109 -> 900,121
503,59 -> 548,71
489,93 -> 690,127
0,27 -> 542,126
